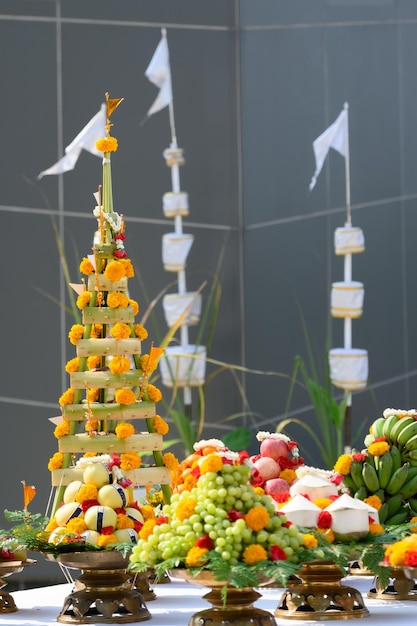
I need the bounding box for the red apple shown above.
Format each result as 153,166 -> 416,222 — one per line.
260,438 -> 289,460
253,456 -> 281,481
264,477 -> 291,496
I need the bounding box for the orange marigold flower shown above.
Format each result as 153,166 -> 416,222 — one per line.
364,495 -> 382,511
76,484 -> 98,503
120,452 -> 141,470
139,519 -> 156,540
334,454 -> 353,475
87,388 -> 100,402
185,546 -> 209,567
59,388 -> 75,406
91,324 -> 103,338
109,356 -> 131,374
116,514 -> 135,530
254,486 -> 265,496
317,528 -> 335,543
111,322 -> 131,340
97,533 -> 118,548
66,518 -> 88,534
48,452 -> 64,471
128,298 -> 139,315
200,454 -> 223,475
79,257 -> 95,275
45,518 -> 58,533
134,324 -> 148,341
243,544 -> 267,565
85,419 -> 99,433
141,505 -> 156,521
87,355 -> 102,370
76,291 -> 91,309
153,414 -> 169,435
163,452 -> 180,471
279,468 -> 296,484
176,496 -> 197,521
115,388 -> 136,405
104,260 -> 125,282
120,258 -> 135,278
245,505 -> 270,531
107,291 -> 129,309
410,517 -> 417,533
369,523 -> 384,534
183,474 -> 198,491
96,136 -> 118,153
68,324 -> 84,345
115,422 -> 135,439
368,441 -> 390,456
313,498 -> 332,510
65,357 -> 80,373
54,421 -> 70,438
145,384 -> 162,403
303,533 -> 318,549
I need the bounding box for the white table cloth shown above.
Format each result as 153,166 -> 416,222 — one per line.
1,575 -> 416,625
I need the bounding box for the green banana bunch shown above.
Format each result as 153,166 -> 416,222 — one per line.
390,445 -> 402,474
398,473 -> 417,499
385,493 -> 403,518
362,462 -> 380,493
350,459 -> 365,490
397,420 -> 417,449
377,451 -> 393,489
386,462 -> 409,495
382,413 -> 399,440
389,415 -> 416,442
385,509 -> 409,525
371,416 -> 386,438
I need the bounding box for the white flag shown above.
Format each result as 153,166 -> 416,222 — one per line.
309,109 -> 348,191
145,29 -> 173,117
38,104 -> 106,179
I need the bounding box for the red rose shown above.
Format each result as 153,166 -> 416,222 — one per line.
270,545 -> 287,561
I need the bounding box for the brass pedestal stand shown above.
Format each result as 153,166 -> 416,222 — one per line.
368,567 -> 417,601
0,560 -> 36,613
275,560 -> 369,620
56,552 -> 150,624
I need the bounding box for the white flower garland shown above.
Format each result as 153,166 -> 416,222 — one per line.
256,430 -> 291,443
75,454 -> 111,469
193,438 -> 225,451
383,408 -> 417,418
93,206 -> 123,234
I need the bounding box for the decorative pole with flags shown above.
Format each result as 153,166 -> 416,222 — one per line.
144,29 -> 206,418
310,103 -> 368,453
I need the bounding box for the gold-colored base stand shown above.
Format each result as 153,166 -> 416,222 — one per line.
368,568 -> 417,601
0,589 -> 17,613
129,571 -> 156,602
275,560 -> 369,620
56,552 -> 150,624
190,586 -> 275,626
0,560 -> 36,614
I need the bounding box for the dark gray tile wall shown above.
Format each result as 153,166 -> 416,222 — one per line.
1,0 -> 417,585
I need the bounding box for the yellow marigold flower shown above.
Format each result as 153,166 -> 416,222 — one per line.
48,452 -> 64,471
364,495 -> 383,511
149,491 -> 164,507
107,291 -> 129,309
76,484 -> 98,503
104,260 -> 125,282
68,324 -> 84,345
141,505 -> 156,521
119,258 -> 134,278
91,324 -> 103,338
200,454 -> 223,475
153,414 -> 169,435
134,324 -> 148,341
66,518 -> 88,534
163,452 -> 180,471
109,355 -> 131,374
87,388 -> 100,402
303,533 -> 318,549
128,298 -> 139,315
317,528 -> 335,543
120,452 -> 141,470
97,533 -> 118,548
87,355 -> 101,370
59,388 -> 75,406
83,452 -> 97,458
313,498 -> 332,510
79,257 -> 95,275
245,505 -> 270,531
85,419 -> 99,433
334,454 -> 353,475
410,517 -> 417,533
254,486 -> 265,496
279,468 -> 297,484
368,441 -> 390,456
45,518 -> 58,533
146,384 -> 162,403
369,523 -> 384,534
176,496 -> 197,521
243,544 -> 267,565
76,291 -> 91,309
185,546 -> 209,567
54,421 -> 70,438
111,322 -> 131,340
116,514 -> 134,530
96,136 -> 118,153
115,422 -> 135,439
183,475 -> 198,491
65,357 -> 80,374
139,519 -> 156,540
115,388 -> 136,405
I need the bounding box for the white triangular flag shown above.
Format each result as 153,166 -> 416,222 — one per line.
145,28 -> 173,117
38,104 -> 106,179
309,108 -> 348,191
